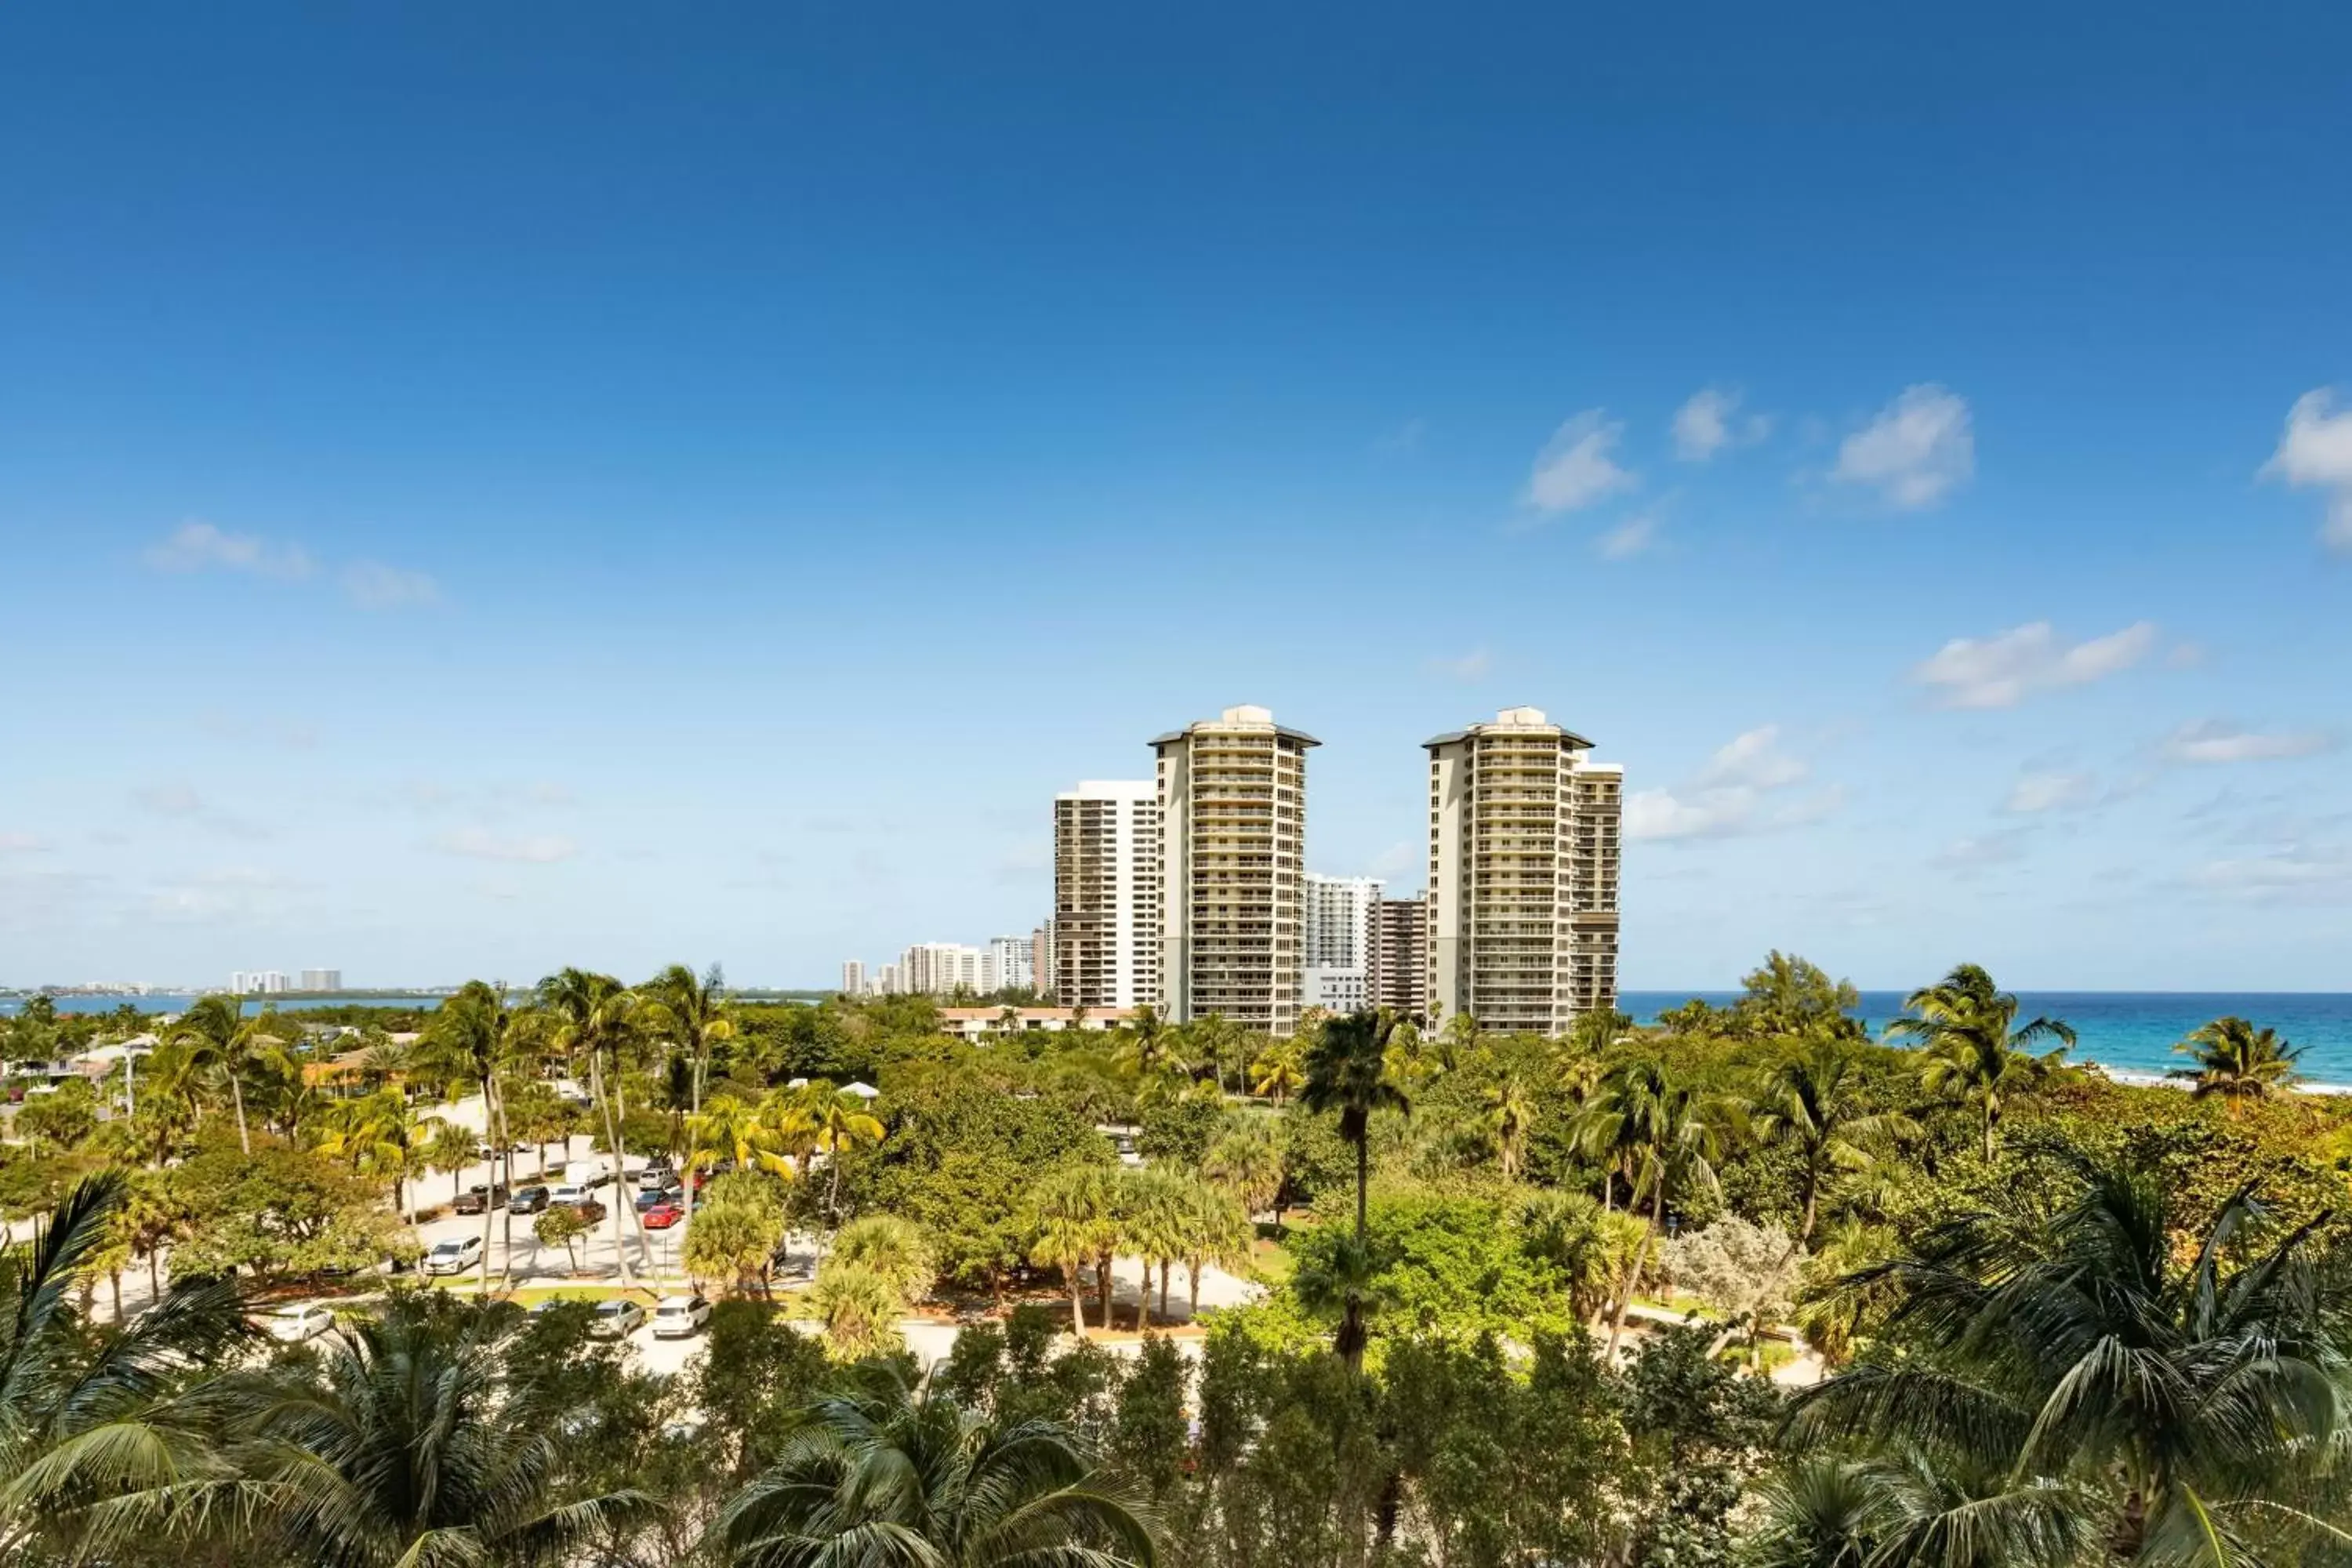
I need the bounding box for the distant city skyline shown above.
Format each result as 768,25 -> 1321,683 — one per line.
3,7 -> 2349,990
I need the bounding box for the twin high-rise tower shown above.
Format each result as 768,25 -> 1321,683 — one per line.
1052,704 -> 1621,1037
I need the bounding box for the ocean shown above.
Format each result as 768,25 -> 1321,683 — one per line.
9,990 -> 2352,1089
1619,991 -> 2352,1089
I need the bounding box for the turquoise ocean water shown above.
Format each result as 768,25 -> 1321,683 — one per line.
1621,992 -> 2352,1088
9,990 -> 2352,1087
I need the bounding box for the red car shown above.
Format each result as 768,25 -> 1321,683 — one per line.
642,1202 -> 684,1229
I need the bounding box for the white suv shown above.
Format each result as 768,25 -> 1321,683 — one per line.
650,1294 -> 712,1338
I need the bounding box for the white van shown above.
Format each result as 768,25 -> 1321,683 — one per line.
562,1156 -> 612,1189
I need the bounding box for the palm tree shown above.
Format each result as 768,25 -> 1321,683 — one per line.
1123,1169 -> 1191,1327
804,1264 -> 905,1360
1575,1058 -> 1726,1353
790,1080 -> 887,1225
2171,1015 -> 2303,1115
1301,1008 -> 1410,1370
640,962 -> 736,1238
535,967 -> 652,1286
1788,1152 -> 2352,1564
1748,1039 -> 1918,1244
688,1092 -> 797,1180
418,978 -> 528,1292
218,1301 -> 652,1566
1485,1069 -> 1536,1181
1202,1120 -> 1285,1221
827,1214 -> 935,1301
0,1178 -> 253,1559
1248,1036 -> 1306,1104
162,993 -> 270,1155
710,1372 -> 1156,1568
314,1089 -> 445,1228
1886,963 -> 2074,1160
1029,1163 -> 1120,1337
1178,1178 -> 1252,1318
1515,1189 -> 1647,1328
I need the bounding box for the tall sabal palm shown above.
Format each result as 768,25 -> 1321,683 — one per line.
1247,1036 -> 1305,1104
0,1174 -> 252,1562
710,1371 -> 1156,1568
1748,1039 -> 1917,1244
1202,1120 -> 1285,1221
314,1089 -> 445,1227
1301,1008 -> 1410,1370
790,1080 -> 887,1226
1485,1070 -> 1536,1181
217,1301 -> 651,1567
1178,1178 -> 1252,1318
162,993 -> 271,1155
1789,1153 -> 2352,1565
1886,963 -> 2074,1160
1029,1163 -> 1120,1337
535,967 -> 652,1285
2171,1015 -> 2304,1116
419,978 -> 528,1292
640,962 -> 737,1238
1576,1058 -> 1727,1352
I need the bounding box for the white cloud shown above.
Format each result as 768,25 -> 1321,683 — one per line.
1627,725 -> 1839,841
1671,388 -> 1767,463
142,521 -> 315,579
1523,410 -> 1637,515
1911,620 -> 2157,709
0,832 -> 50,853
343,560 -> 442,610
1366,840 -> 1420,879
434,827 -> 579,863
2005,771 -> 2099,814
1695,725 -> 1809,789
132,782 -> 205,818
1430,648 -> 1492,681
2187,847 -> 2352,905
1831,384 -> 1974,510
1934,829 -> 2034,870
2260,387 -> 2352,551
2161,720 -> 2339,764
1596,510 -> 1662,560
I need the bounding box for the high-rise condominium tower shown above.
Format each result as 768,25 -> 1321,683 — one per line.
1152,706 -> 1316,1036
1425,706 -> 1623,1034
1302,873 -> 1381,1012
1052,780 -> 1161,1011
1367,895 -> 1428,1017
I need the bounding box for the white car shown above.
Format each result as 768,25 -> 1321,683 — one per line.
650,1294 -> 712,1338
548,1182 -> 592,1207
590,1299 -> 647,1339
421,1236 -> 485,1276
263,1303 -> 336,1342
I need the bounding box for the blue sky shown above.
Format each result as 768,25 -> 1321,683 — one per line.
4,3 -> 2351,991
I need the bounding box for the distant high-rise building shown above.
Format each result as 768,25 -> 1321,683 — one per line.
1302,873 -> 1381,1013
230,970 -> 290,994
1153,706 -> 1316,1036
1425,707 -> 1622,1034
1367,895 -> 1428,1017
873,962 -> 902,996
900,942 -> 985,996
299,968 -> 341,992
840,960 -> 866,995
1052,780 -> 1161,1012
981,935 -> 1035,993
1032,923 -> 1054,1000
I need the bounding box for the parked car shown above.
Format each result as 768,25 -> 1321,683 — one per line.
641,1202 -> 684,1229
566,1198 -> 608,1224
589,1299 -> 646,1338
508,1184 -> 552,1214
637,1161 -> 676,1192
262,1302 -> 336,1342
452,1183 -> 510,1215
421,1236 -> 485,1276
634,1182 -> 683,1211
650,1294 -> 711,1338
548,1182 -> 591,1207
562,1157 -> 613,1189
475,1139 -> 528,1159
